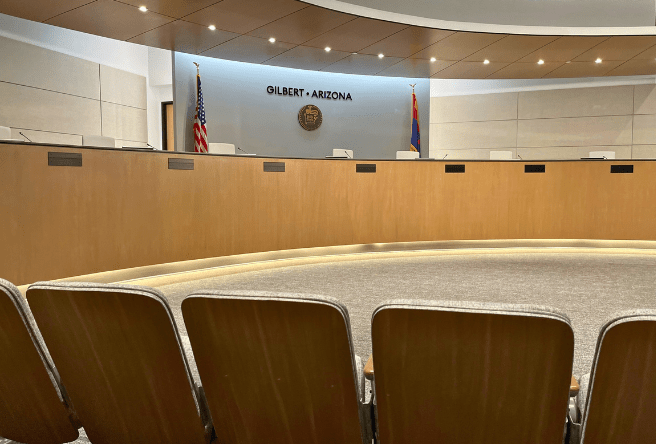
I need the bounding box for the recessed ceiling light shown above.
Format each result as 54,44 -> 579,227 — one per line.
595,58 -> 602,64
378,53 -> 384,58
537,59 -> 544,65
483,59 -> 490,65
325,47 -> 331,52
352,52 -> 357,55
566,61 -> 571,64
430,57 -> 436,62
138,5 -> 148,12
208,25 -> 216,31
268,37 -> 276,43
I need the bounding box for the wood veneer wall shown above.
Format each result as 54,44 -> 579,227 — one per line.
2,143 -> 656,285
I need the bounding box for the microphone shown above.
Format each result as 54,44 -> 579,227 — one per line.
146,143 -> 155,149
517,154 -> 523,160
19,132 -> 32,142
344,150 -> 351,159
602,155 -> 607,159
442,153 -> 448,159
237,146 -> 250,155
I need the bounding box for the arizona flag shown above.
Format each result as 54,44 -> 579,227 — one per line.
410,91 -> 420,154
193,72 -> 208,153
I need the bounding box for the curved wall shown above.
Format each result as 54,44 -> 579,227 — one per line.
2,143 -> 656,285
174,52 -> 430,158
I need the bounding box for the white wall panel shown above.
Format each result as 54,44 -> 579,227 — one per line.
0,36 -> 100,100
518,86 -> 633,120
517,116 -> 633,147
432,120 -> 517,150
632,114 -> 656,145
430,148 -> 517,160
101,102 -> 148,142
634,85 -> 656,115
100,65 -> 147,109
9,128 -> 82,145
0,81 -> 101,136
632,145 -> 656,159
516,145 -> 631,160
431,92 -> 517,123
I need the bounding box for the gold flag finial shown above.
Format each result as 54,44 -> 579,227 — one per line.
193,62 -> 200,75
409,83 -> 416,92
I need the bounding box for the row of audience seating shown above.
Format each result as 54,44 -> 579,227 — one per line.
0,277 -> 654,444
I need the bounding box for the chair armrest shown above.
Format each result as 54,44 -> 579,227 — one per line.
570,376 -> 579,398
364,354 -> 374,381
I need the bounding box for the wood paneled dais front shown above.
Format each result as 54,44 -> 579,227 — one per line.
2,143 -> 656,285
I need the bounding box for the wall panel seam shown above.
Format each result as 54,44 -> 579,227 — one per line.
0,79 -> 101,102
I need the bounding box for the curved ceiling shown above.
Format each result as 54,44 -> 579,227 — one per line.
2,0 -> 656,79
305,0 -> 656,31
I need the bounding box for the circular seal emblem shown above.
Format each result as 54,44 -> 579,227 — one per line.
298,104 -> 322,131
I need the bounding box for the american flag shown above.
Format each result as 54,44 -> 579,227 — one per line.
193,73 -> 208,153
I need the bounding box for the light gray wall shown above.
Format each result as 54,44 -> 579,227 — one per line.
174,52 -> 430,159
0,34 -> 148,147
430,84 -> 656,160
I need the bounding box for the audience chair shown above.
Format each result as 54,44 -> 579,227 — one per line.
0,278 -> 80,444
371,300 -> 575,444
26,282 -> 212,444
572,310 -> 656,444
181,290 -> 369,444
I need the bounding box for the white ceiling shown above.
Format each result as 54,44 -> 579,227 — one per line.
303,0 -> 656,32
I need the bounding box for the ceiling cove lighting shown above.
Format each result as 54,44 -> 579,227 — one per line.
483,59 -> 490,65
430,57 -> 436,62
537,59 -> 545,65
595,58 -> 602,63
208,25 -> 216,31
268,37 -> 276,43
324,47 -> 331,52
378,53 -> 384,58
138,5 -> 148,12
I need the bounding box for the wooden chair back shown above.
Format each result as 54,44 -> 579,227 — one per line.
371,300 -> 574,444
27,282 -> 208,444
581,311 -> 656,444
0,278 -> 79,444
182,291 -> 365,444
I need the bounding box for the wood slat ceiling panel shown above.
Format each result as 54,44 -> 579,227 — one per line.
320,53 -> 404,75
432,60 -> 510,78
2,0 -> 656,78
411,32 -> 507,61
573,36 -> 656,61
463,34 -> 559,62
486,61 -> 565,79
605,59 -> 656,76
263,45 -> 350,70
358,27 -> 455,58
0,0 -> 94,23
302,17 -> 408,53
543,60 -> 623,78
517,36 -> 610,62
45,0 -> 174,41
128,20 -> 239,54
199,35 -> 295,63
376,58 -> 455,77
247,6 -> 356,44
119,0 -> 217,19
182,0 -> 306,34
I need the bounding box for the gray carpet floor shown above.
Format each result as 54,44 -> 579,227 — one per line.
159,252 -> 656,378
